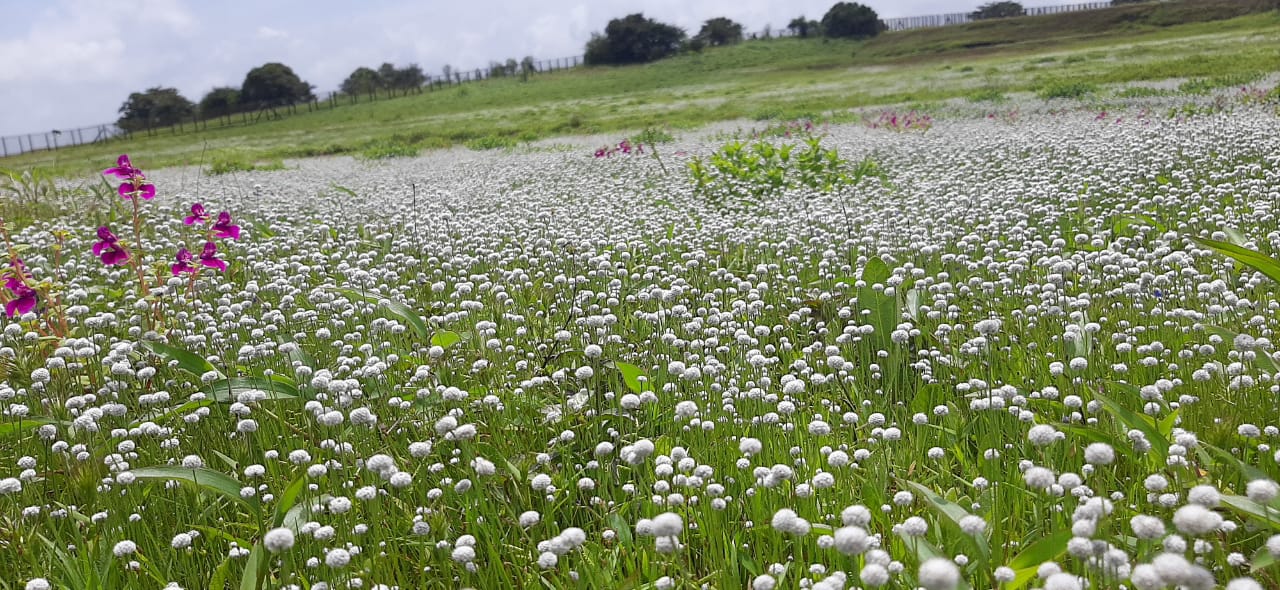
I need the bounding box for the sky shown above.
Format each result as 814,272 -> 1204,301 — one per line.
0,0 -> 1081,137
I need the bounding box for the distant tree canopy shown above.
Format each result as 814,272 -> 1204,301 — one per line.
341,67 -> 381,97
821,2 -> 885,39
584,13 -> 686,65
696,17 -> 744,46
198,87 -> 240,121
240,63 -> 313,111
970,1 -> 1027,20
787,16 -> 822,38
117,87 -> 195,132
342,63 -> 425,97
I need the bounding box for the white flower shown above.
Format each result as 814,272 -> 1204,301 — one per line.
651,512 -> 683,537
263,528 -> 295,553
860,563 -> 889,587
833,526 -> 870,555
917,557 -> 960,590
1246,479 -> 1279,504
451,545 -> 476,563
1084,443 -> 1115,465
1172,504 -> 1223,536
171,533 -> 193,549
1130,514 -> 1166,540
771,509 -> 810,536
520,511 -> 541,528
752,574 -> 776,590
959,515 -> 986,535
25,580 -> 52,590
325,548 -> 351,568
113,540 -> 137,557
537,551 -> 558,568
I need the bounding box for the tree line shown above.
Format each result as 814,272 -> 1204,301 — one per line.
116,0 -> 1150,131
584,2 -> 886,65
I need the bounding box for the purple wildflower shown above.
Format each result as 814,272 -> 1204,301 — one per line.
171,248 -> 197,276
102,154 -> 141,179
92,227 -> 129,266
211,211 -> 240,239
198,242 -> 226,272
117,178 -> 156,200
184,203 -> 210,225
3,265 -> 37,318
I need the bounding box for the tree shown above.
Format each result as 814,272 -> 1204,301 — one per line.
970,1 -> 1026,19
117,87 -> 195,132
241,63 -> 313,113
696,17 -> 744,46
394,64 -> 426,94
787,16 -> 821,38
198,87 -> 240,123
584,13 -> 686,65
377,63 -> 398,98
821,2 -> 885,39
340,67 -> 381,99
520,56 -> 537,81
442,64 -> 453,85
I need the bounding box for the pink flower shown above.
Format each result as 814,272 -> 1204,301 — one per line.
198,242 -> 226,272
184,203 -> 209,225
103,155 -> 141,179
211,211 -> 240,239
117,178 -> 156,200
171,248 -> 197,276
92,227 -> 129,266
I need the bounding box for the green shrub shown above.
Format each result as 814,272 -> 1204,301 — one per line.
465,135 -> 518,151
358,139 -> 419,160
633,126 -> 676,145
968,87 -> 1008,103
688,137 -> 884,211
207,153 -> 287,175
1036,79 -> 1098,100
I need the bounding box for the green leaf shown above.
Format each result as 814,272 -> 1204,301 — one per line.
1094,384 -> 1169,460
1202,325 -> 1279,374
1201,443 -> 1273,485
861,256 -> 891,286
1192,237 -> 1280,285
1221,495 -> 1280,531
896,531 -> 972,590
1252,545 -> 1277,572
1008,528 -> 1072,570
206,376 -> 301,403
240,542 -> 264,590
0,416 -> 67,439
273,474 -> 309,528
902,480 -> 991,562
330,287 -> 430,339
431,330 -> 462,349
129,466 -> 256,508
142,341 -> 221,378
1006,529 -> 1072,589
611,360 -> 651,394
607,513 -> 633,545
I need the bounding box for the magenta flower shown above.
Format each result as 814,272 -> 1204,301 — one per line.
3,263 -> 37,318
211,211 -> 240,239
3,281 -> 36,318
198,242 -> 226,272
92,227 -> 129,266
117,178 -> 156,200
184,203 -> 209,225
171,248 -> 197,276
103,154 -> 141,179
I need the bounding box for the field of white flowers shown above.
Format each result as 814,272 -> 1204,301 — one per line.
3,89 -> 1280,590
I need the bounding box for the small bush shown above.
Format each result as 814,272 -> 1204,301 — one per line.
968,87 -> 1008,103
358,139 -> 419,160
688,137 -> 883,211
633,126 -> 676,145
208,153 -> 287,175
1037,79 -> 1098,100
465,135 -> 518,151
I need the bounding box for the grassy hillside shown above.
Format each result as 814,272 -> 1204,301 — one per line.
3,0 -> 1278,177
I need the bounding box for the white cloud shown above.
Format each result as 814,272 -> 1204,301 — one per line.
256,26 -> 289,41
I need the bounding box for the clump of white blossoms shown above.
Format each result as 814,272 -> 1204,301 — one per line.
264,527 -> 295,553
